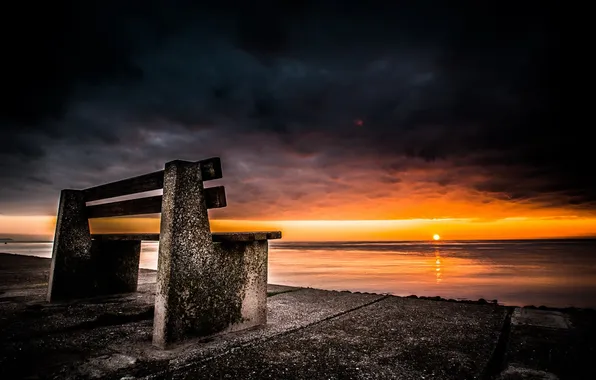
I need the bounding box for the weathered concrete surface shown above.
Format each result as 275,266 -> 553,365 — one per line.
91,239 -> 141,295
178,296 -> 506,380
154,160 -> 276,348
497,366 -> 559,380
214,240 -> 269,335
2,253 -> 594,380
154,160 -> 216,347
47,189 -> 94,302
0,254 -> 381,379
511,308 -> 571,330
499,307 -> 596,380
267,283 -> 301,296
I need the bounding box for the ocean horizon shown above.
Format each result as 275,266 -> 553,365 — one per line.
3,238 -> 596,309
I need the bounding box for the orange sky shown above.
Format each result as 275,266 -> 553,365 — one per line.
0,3 -> 586,244
2,161 -> 596,241
1,214 -> 595,241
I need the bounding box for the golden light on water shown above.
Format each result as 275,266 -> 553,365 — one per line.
433,234 -> 441,241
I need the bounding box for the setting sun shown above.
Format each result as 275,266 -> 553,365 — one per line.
433,234 -> 440,241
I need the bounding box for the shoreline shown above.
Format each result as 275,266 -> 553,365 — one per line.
2,251 -> 593,313
1,251 -> 594,379
3,236 -> 596,242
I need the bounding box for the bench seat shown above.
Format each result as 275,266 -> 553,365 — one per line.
91,231 -> 281,242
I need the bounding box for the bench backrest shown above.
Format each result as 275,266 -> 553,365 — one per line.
81,157 -> 227,219
48,157 -> 281,347
48,158 -> 228,302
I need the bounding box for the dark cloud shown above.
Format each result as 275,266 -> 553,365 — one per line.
0,1 -> 577,218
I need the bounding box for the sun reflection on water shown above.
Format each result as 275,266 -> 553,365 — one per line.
435,249 -> 442,283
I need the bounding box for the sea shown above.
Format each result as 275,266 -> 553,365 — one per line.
2,239 -> 596,309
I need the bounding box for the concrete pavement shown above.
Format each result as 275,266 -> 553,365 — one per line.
1,253 -> 593,379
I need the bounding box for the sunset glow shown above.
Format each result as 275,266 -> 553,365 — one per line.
2,214 -> 595,241
0,3 -> 592,378
0,4 -> 590,244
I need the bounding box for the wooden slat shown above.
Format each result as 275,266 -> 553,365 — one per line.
206,185 -> 227,208
83,157 -> 222,202
91,231 -> 282,242
92,234 -> 160,241
212,231 -> 282,242
86,186 -> 226,218
87,196 -> 161,218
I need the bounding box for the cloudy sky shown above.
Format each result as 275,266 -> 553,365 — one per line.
0,1 -> 588,239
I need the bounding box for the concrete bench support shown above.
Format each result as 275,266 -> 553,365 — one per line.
48,190 -> 142,301
152,160 -> 272,348
213,240 -> 269,333
153,160 -> 217,348
91,240 -> 141,295
153,239 -> 269,348
46,156 -> 281,348
47,190 -> 94,302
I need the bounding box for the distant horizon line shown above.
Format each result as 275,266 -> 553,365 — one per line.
2,237 -> 595,243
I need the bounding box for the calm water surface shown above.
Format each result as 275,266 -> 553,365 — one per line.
3,239 -> 595,308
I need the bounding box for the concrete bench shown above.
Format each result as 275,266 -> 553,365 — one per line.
47,158 -> 281,348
